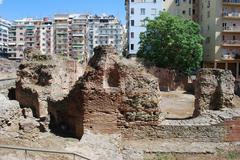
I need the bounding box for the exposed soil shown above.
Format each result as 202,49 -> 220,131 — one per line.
160,91 -> 195,119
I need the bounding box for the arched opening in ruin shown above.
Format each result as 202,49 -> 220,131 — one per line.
106,64 -> 120,88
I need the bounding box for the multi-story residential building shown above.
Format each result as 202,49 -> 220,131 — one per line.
8,18 -> 54,59
34,18 -> 54,55
54,14 -> 89,62
88,14 -> 124,57
125,0 -> 194,56
0,18 -> 11,58
54,14 -> 69,56
69,14 -> 88,61
199,0 -> 240,79
54,14 -> 124,61
8,19 -> 27,59
125,0 -> 163,55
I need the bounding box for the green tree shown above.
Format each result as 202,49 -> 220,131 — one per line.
137,12 -> 204,74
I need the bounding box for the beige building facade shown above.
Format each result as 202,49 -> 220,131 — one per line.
199,0 -> 240,79
163,0 -> 193,20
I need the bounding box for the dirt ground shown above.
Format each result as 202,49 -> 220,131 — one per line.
145,151 -> 240,160
160,91 -> 195,119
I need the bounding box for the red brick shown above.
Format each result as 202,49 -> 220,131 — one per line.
225,120 -> 240,126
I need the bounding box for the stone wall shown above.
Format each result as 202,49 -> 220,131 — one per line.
194,69 -> 235,116
147,67 -> 194,92
122,124 -> 225,142
122,109 -> 240,142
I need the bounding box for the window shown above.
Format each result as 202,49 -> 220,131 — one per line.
131,32 -> 134,38
131,8 -> 134,14
140,8 -> 146,15
131,20 -> 134,26
207,0 -> 210,8
205,37 -> 210,44
131,44 -> 134,50
207,11 -> 210,18
151,8 -> 157,15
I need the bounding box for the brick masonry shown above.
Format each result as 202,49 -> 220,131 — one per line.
225,118 -> 240,142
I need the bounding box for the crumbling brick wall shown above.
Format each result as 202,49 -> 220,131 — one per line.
48,46 -> 162,139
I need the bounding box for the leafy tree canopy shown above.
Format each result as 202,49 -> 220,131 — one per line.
137,12 -> 204,75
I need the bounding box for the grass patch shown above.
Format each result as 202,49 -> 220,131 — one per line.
225,151 -> 240,160
145,153 -> 176,160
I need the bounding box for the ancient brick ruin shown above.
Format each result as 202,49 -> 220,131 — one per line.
13,46 -> 240,143
16,57 -> 84,118
48,46 -> 162,139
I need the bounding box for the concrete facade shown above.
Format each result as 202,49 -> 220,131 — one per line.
54,14 -> 124,61
8,18 -> 54,59
125,0 -> 194,55
0,18 -> 11,58
87,15 -> 124,58
199,0 -> 240,79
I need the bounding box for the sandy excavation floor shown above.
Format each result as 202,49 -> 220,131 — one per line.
159,91 -> 195,119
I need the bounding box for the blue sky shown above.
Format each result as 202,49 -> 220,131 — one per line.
0,0 -> 126,23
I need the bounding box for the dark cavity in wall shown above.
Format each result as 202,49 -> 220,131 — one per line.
8,87 -> 16,100
107,64 -> 120,87
49,112 -> 76,138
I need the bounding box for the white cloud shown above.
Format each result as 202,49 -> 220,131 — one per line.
0,0 -> 3,4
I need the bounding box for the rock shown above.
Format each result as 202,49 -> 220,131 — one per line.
0,94 -> 21,128
19,118 -> 40,133
194,68 -> 235,116
48,46 -> 161,139
22,107 -> 34,118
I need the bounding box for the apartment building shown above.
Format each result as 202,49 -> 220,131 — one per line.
0,18 -> 11,57
125,0 -> 194,55
54,14 -> 88,62
8,19 -> 27,59
88,15 -> 124,57
199,0 -> 240,79
35,18 -> 54,55
54,14 -> 124,61
8,18 -> 53,59
54,14 -> 69,56
70,14 -> 88,60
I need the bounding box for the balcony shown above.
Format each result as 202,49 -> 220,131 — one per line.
72,33 -> 84,37
223,0 -> 240,6
223,26 -> 240,33
221,52 -> 240,60
223,12 -> 240,19
222,40 -> 240,47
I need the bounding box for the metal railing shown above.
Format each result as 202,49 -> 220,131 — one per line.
0,145 -> 90,160
0,78 -> 17,82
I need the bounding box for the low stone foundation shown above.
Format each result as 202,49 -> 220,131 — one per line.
122,109 -> 240,142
